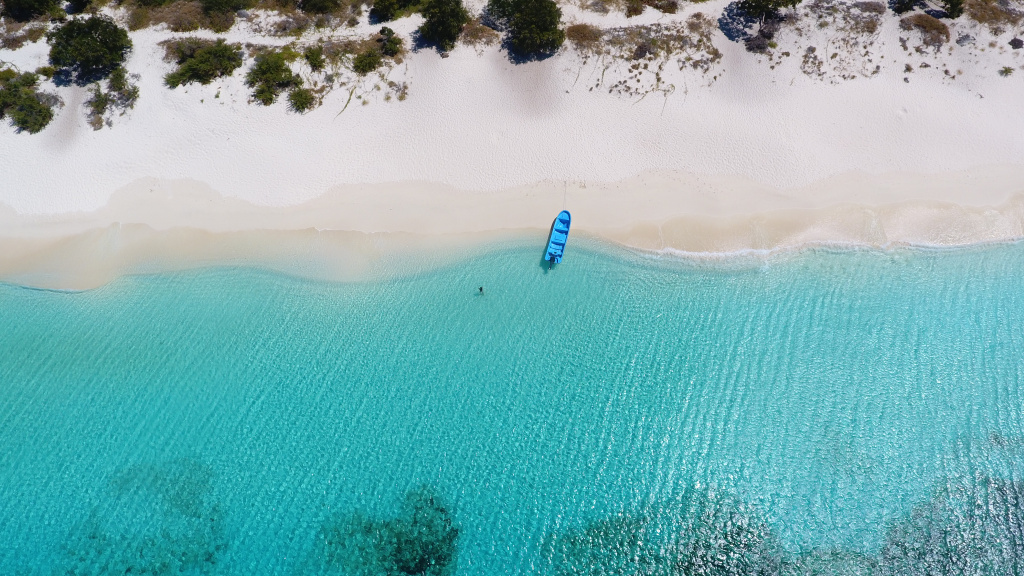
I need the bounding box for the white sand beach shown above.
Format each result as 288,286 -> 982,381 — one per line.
2,0 -> 1023,287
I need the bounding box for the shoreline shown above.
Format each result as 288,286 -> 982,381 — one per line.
3,167 -> 1024,289
4,0 -> 1023,291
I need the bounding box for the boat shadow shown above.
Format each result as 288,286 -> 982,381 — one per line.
540,216 -> 557,273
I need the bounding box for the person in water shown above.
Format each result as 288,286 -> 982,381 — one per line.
478,287 -> 484,294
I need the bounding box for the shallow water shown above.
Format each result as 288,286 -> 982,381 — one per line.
1,239 -> 1023,575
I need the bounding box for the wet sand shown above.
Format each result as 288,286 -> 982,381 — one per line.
3,166 -> 1024,289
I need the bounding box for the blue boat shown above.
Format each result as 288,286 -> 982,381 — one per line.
545,210 -> 571,266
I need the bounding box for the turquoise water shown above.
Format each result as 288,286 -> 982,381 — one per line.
2,239 -> 1024,575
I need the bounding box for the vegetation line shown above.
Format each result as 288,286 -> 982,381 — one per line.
335,85 -> 357,117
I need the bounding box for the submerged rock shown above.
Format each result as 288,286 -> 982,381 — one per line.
677,492 -> 784,576
58,459 -> 227,576
542,487 -> 785,576
315,485 -> 459,576
781,550 -> 878,576
542,511 -> 676,576
542,476 -> 1024,576
878,477 -> 1024,576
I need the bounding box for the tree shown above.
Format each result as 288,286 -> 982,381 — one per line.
2,0 -> 60,21
370,0 -> 398,21
48,16 -> 132,84
892,0 -> 915,13
418,0 -> 469,52
507,0 -> 563,55
487,0 -> 564,56
298,0 -> 342,14
65,0 -> 91,14
739,0 -> 800,19
486,0 -> 513,20
942,0 -> 963,18
200,0 -> 250,13
369,0 -> 416,22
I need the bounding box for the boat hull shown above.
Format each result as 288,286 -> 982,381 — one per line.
545,210 -> 571,264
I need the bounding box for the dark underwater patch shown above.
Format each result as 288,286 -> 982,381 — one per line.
878,476 -> 1024,576
679,493 -> 784,576
542,487 -> 783,576
57,458 -> 228,575
313,485 -> 459,576
543,476 -> 1024,576
781,550 -> 878,576
542,511 -> 675,576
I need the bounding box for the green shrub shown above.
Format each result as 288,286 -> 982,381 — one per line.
352,47 -> 383,74
892,0 -> 915,12
487,0 -> 513,20
739,0 -> 800,18
162,36 -> 211,61
48,16 -> 133,83
0,69 -> 55,134
83,66 -> 138,129
2,0 -> 61,22
35,65 -> 57,79
287,86 -> 315,112
488,0 -> 565,55
942,0 -> 963,17
899,13 -> 950,45
378,26 -> 402,56
303,44 -> 325,71
370,0 -> 398,20
9,95 -> 53,133
460,16 -> 501,46
200,0 -> 249,13
245,51 -> 300,105
298,0 -> 341,13
206,11 -> 237,31
108,65 -> 129,92
66,0 -> 91,14
369,0 -> 418,21
418,0 -> 469,51
165,39 -> 243,87
85,83 -> 112,128
644,0 -> 677,12
565,23 -> 601,49
966,0 -> 1022,32
507,0 -> 563,54
26,25 -> 47,42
